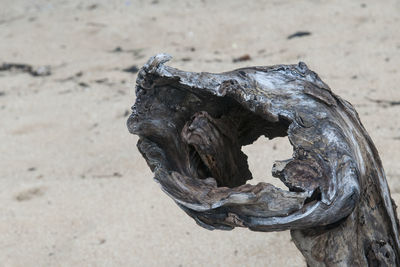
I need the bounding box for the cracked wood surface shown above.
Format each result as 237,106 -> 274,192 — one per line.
128,54 -> 400,266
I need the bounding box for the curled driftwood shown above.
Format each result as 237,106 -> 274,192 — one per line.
127,54 -> 400,266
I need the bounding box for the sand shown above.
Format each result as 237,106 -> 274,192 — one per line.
1,0 -> 399,266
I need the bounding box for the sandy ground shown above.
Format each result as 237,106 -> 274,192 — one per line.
1,0 -> 400,266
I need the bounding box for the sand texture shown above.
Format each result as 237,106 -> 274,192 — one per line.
1,0 -> 400,266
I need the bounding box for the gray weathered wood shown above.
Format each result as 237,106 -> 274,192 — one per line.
127,54 -> 400,266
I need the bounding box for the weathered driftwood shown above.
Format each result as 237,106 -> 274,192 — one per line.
127,54 -> 400,266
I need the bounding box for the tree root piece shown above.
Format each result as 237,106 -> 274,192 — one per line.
128,54 -> 400,266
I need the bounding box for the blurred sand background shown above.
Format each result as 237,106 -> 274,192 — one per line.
1,0 -> 400,266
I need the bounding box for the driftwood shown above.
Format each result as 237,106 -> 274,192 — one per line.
127,54 -> 400,266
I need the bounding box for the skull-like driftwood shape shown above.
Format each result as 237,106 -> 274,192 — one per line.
127,54 -> 400,266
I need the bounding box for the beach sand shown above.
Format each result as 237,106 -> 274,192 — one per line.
1,0 -> 399,266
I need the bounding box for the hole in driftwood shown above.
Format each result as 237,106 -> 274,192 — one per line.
242,136 -> 293,190
139,82 -> 293,189
181,103 -> 291,188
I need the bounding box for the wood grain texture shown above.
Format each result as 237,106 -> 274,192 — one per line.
127,54 -> 400,266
